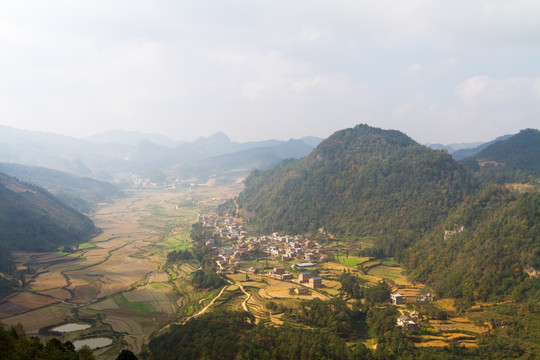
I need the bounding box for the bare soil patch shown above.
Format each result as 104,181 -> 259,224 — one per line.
28,271 -> 68,291
0,301 -> 30,316
1,304 -> 72,334
3,291 -> 58,309
39,288 -> 72,300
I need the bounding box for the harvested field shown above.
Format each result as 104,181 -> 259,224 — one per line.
1,304 -> 72,334
0,301 -> 29,317
102,314 -> 144,353
414,340 -> 448,347
428,319 -> 488,333
28,271 -> 68,291
444,332 -> 476,340
72,284 -> 101,304
2,291 -> 58,309
33,253 -> 79,264
322,262 -> 350,271
148,272 -> 169,283
39,288 -> 72,300
89,298 -> 120,311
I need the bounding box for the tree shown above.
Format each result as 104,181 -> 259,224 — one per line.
116,349 -> 138,360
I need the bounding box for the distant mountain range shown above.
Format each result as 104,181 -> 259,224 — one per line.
0,126 -> 322,184
0,163 -> 123,213
427,134 -> 514,159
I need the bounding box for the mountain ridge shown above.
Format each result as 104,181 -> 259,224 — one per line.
233,124 -> 477,243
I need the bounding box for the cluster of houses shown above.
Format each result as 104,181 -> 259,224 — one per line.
391,292 -> 435,331
198,214 -> 328,289
198,215 -> 328,278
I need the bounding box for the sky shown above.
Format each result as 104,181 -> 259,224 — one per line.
0,1 -> 539,145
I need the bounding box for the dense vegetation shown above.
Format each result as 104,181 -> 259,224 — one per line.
0,323 -> 95,360
407,185 -> 540,307
147,310 -> 368,360
284,298 -> 362,336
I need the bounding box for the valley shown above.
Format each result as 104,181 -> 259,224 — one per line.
2,181 -> 534,358
0,183 -> 489,358
0,125 -> 538,359
0,185 -> 241,358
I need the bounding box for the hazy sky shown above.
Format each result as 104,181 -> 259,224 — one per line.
1,1 -> 539,144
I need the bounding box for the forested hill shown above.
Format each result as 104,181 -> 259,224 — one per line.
233,124 -> 477,251
407,185 -> 540,307
0,172 -> 98,252
462,128 -> 540,183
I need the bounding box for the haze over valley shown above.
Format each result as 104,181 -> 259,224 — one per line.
1,1 -> 539,359
0,123 -> 538,359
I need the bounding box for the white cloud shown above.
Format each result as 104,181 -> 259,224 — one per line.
455,76 -> 536,107
291,74 -> 374,107
392,93 -> 425,118
534,76 -> 540,100
0,1 -> 539,143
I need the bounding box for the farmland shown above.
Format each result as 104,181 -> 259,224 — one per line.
0,184 -> 242,359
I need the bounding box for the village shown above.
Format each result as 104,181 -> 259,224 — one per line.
191,212 -> 487,349
197,213 -> 437,317
198,213 -> 328,294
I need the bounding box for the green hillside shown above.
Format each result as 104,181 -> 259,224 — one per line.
407,185 -> 540,307
462,128 -> 540,184
234,124 -> 477,256
0,172 -> 98,252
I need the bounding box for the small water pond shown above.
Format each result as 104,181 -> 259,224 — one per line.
73,337 -> 113,350
51,323 -> 91,333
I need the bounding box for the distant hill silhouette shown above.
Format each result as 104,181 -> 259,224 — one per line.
0,163 -> 123,213
461,129 -> 540,183
0,172 -> 98,252
452,134 -> 513,160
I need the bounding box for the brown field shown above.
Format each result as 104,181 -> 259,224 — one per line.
1,304 -> 73,334
2,291 -> 59,309
89,298 -> 120,311
29,271 -> 69,291
428,319 -> 488,333
444,333 -> 476,340
0,301 -> 29,317
148,272 -> 169,283
414,340 -> 448,347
